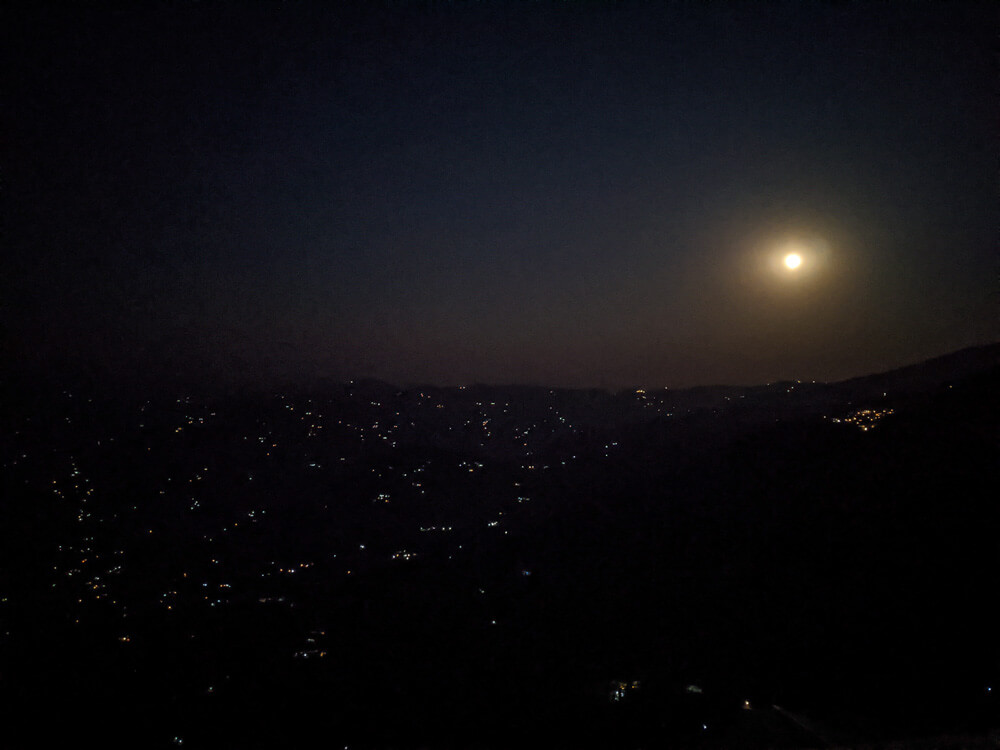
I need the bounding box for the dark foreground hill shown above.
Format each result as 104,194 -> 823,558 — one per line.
1,345 -> 997,748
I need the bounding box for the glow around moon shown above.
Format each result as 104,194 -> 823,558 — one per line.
757,234 -> 832,282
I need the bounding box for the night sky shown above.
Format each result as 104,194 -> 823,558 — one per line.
5,1 -> 996,389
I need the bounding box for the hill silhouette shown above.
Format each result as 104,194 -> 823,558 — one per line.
0,344 -> 996,747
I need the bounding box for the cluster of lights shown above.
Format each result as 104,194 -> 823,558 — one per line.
610,680 -> 641,702
831,407 -> 894,432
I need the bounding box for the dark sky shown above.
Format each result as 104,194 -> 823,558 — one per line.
4,1 -> 997,389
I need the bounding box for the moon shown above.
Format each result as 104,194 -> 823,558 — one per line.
761,235 -> 830,279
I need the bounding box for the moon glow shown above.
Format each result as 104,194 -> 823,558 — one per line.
784,253 -> 802,270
